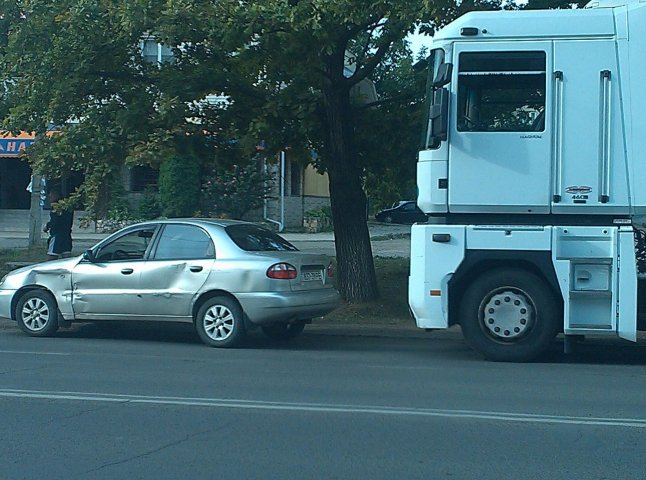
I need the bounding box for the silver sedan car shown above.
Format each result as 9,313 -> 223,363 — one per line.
0,219 -> 340,347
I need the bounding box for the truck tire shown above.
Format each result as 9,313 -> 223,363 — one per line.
459,268 -> 559,362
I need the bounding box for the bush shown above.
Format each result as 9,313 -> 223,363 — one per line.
159,154 -> 201,217
107,198 -> 136,222
201,161 -> 273,220
303,206 -> 333,232
138,185 -> 162,220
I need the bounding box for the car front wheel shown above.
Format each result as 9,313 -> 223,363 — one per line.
195,296 -> 245,348
16,290 -> 60,337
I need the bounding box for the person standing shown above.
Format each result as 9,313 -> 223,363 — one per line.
43,190 -> 74,260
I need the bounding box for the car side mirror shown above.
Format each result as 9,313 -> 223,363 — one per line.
83,249 -> 96,262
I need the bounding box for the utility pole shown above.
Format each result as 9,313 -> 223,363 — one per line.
28,173 -> 42,248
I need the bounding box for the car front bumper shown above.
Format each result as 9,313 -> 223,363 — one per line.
237,288 -> 341,325
0,289 -> 16,321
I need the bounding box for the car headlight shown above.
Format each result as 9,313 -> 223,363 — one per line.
0,274 -> 7,287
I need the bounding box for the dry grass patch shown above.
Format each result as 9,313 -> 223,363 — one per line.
322,257 -> 414,327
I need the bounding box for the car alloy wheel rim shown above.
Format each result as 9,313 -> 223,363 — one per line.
21,298 -> 50,332
479,287 -> 535,341
203,305 -> 235,341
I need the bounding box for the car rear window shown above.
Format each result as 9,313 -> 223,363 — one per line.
225,225 -> 298,252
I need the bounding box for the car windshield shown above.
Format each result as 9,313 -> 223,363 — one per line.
225,224 -> 298,252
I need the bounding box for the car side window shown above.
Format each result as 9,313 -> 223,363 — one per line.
153,224 -> 215,260
95,227 -> 156,262
401,203 -> 415,211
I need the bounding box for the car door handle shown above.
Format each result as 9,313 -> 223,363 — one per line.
190,266 -> 203,273
121,268 -> 134,275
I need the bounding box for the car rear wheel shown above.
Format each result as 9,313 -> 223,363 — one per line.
261,321 -> 306,340
195,296 -> 245,348
15,290 -> 60,337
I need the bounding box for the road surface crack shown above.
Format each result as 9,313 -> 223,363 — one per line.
79,422 -> 233,476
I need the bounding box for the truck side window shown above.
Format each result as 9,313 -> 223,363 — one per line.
457,51 -> 546,133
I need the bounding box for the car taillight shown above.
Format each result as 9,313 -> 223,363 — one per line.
267,263 -> 298,280
326,262 -> 334,278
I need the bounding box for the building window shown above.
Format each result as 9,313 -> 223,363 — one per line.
141,37 -> 174,65
457,51 -> 546,133
130,166 -> 159,192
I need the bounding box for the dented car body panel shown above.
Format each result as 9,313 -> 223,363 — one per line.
0,219 -> 340,327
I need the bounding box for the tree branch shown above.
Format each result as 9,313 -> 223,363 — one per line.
356,92 -> 419,111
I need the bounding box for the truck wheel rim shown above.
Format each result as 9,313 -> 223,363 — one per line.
479,288 -> 535,341
203,305 -> 234,341
21,298 -> 50,332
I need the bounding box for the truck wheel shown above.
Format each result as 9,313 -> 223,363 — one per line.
459,268 -> 559,362
15,290 -> 60,337
195,296 -> 245,348
261,321 -> 306,340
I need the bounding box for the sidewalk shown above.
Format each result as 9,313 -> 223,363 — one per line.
0,222 -> 412,257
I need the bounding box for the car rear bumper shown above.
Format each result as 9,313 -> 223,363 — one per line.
0,289 -> 16,320
237,288 -> 341,325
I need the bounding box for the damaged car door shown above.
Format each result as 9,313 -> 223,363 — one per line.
71,225 -> 159,320
137,223 -> 215,321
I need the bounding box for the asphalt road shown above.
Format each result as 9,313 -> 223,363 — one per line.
1,321 -> 646,479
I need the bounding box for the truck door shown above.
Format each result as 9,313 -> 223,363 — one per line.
552,40 -> 628,213
448,43 -> 552,214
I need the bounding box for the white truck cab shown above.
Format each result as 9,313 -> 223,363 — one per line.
409,0 -> 646,361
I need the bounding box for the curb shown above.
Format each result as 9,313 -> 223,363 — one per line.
307,323 -> 464,339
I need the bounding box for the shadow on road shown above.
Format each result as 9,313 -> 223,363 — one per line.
4,319 -> 646,365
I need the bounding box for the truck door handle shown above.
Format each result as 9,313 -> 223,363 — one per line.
121,268 -> 134,275
190,266 -> 203,272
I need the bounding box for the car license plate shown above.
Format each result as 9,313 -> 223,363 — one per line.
302,270 -> 322,281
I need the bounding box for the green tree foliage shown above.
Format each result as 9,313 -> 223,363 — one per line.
201,159 -> 274,220
357,40 -> 426,212
204,0 -> 448,302
0,0 -> 503,302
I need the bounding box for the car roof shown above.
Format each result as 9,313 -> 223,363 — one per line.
133,218 -> 254,228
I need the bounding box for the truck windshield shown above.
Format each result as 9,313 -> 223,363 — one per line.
457,51 -> 546,132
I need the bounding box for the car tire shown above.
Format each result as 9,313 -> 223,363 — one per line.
383,215 -> 393,224
15,290 -> 60,337
261,321 -> 306,341
195,296 -> 245,348
459,268 -> 559,362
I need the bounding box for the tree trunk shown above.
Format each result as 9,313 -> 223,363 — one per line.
322,78 -> 379,303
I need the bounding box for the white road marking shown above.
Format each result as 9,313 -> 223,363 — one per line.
0,350 -> 70,356
0,388 -> 645,428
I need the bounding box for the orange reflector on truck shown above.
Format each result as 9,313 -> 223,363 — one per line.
430,290 -> 441,297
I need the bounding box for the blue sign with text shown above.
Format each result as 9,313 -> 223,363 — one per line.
0,138 -> 34,156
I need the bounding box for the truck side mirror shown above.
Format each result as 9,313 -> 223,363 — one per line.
432,63 -> 453,87
429,87 -> 450,144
